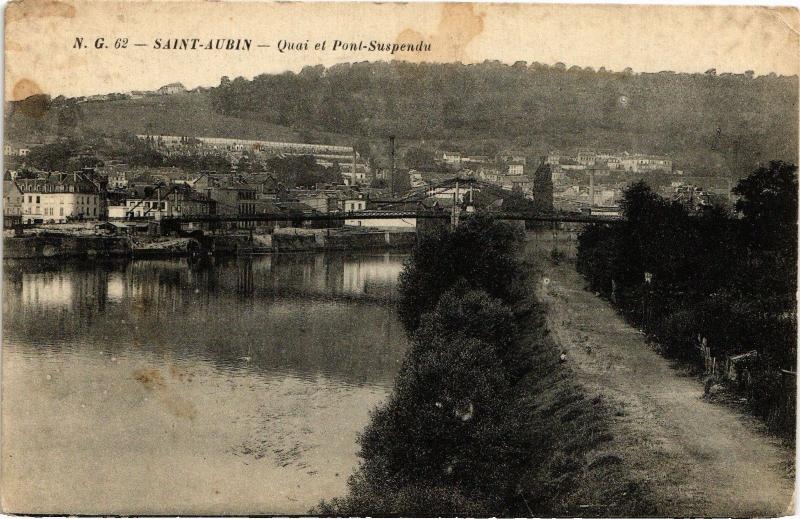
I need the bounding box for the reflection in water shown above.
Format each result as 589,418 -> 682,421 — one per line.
2,252 -> 409,514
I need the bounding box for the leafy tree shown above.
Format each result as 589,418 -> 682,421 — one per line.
265,154 -> 342,188
733,160 -> 798,252
320,286 -> 533,516
397,215 -> 524,331
404,147 -> 437,170
532,163 -> 553,213
26,139 -> 79,171
412,283 -> 527,374
576,163 -> 798,435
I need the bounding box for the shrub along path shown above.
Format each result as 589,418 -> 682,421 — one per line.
531,240 -> 794,517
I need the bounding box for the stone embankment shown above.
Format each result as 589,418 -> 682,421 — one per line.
3,228 -> 417,259
3,234 -> 131,259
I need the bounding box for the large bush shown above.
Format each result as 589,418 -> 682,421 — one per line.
411,282 -> 525,371
397,215 -> 525,331
318,309 -> 533,514
319,255 -> 535,515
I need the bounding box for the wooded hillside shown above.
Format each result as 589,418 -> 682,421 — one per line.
208,61 -> 798,175
7,61 -> 798,178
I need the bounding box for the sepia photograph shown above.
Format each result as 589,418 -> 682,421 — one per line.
2,1 -> 798,516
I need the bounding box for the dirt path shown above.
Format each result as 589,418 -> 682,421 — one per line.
531,242 -> 795,517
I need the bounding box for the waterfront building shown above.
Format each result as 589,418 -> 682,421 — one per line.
344,215 -> 417,229
16,173 -> 101,224
122,185 -> 215,219
107,204 -> 128,219
296,194 -> 332,213
123,197 -> 170,219
200,181 -> 257,229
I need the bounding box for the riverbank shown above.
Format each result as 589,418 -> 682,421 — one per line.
317,217 -> 659,516
511,238 -> 657,516
3,227 -> 416,259
528,232 -> 795,516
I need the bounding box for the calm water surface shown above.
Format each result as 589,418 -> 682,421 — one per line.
2,252 -> 409,514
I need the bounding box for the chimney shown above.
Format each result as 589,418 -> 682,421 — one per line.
389,135 -> 396,196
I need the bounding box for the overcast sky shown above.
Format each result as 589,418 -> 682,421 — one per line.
5,2 -> 799,100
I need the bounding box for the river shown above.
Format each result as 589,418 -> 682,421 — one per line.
1,252 -> 409,515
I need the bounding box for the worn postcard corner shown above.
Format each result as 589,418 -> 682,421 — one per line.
1,1 -> 798,517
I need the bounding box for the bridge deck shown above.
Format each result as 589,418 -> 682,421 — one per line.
164,211 -> 621,224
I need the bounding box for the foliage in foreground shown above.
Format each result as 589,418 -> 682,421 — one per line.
316,215 -> 658,516
317,290 -> 532,515
315,217 -> 532,515
576,161 -> 797,434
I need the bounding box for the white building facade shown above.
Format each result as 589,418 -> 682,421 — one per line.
21,190 -> 101,224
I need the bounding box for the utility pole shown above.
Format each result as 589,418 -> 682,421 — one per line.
452,178 -> 460,228
352,144 -> 357,186
389,135 -> 396,196
727,177 -> 733,204
156,184 -> 162,221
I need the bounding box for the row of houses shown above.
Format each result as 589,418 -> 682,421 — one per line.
74,83 -> 188,103
106,171 -> 377,221
545,149 -> 673,173
4,167 -> 383,227
138,135 -> 369,186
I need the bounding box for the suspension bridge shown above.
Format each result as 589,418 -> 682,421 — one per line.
157,175 -> 622,226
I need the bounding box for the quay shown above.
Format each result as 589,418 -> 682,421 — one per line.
2,227 -> 417,260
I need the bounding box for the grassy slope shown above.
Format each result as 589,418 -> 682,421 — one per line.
6,92 -> 353,145
514,241 -> 657,516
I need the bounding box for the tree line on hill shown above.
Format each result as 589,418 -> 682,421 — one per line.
208,61 -> 798,177
8,61 -> 797,181
576,161 -> 797,435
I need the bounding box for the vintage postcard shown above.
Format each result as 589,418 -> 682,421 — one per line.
2,1 -> 798,516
